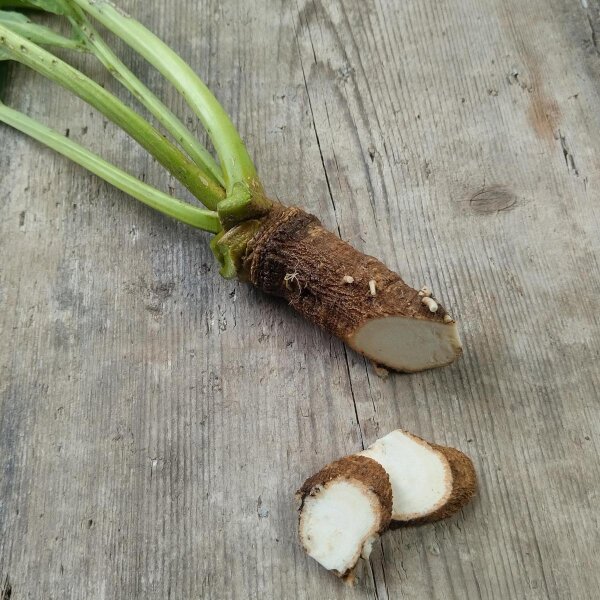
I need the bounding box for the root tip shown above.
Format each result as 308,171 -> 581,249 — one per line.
372,363 -> 390,379
422,297 -> 439,313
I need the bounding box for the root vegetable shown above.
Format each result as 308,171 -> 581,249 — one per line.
296,455 -> 392,580
297,430 -> 476,579
0,0 -> 462,372
360,429 -> 477,525
243,207 -> 462,372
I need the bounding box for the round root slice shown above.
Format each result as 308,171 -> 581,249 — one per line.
242,206 -> 462,373
296,455 -> 392,579
359,430 -> 476,526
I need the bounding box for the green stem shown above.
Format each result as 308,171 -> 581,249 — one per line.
0,1 -> 47,9
217,181 -> 271,230
0,23 -> 225,209
0,8 -> 223,184
0,10 -> 85,50
71,0 -> 259,195
210,219 -> 262,278
63,4 -> 224,187
0,101 -> 221,232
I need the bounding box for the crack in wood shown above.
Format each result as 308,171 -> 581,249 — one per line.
558,130 -> 580,177
1,575 -> 12,600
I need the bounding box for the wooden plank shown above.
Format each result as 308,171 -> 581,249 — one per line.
1,0 -> 599,598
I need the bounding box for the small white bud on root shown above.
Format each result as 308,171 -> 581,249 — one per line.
418,286 -> 432,297
422,296 -> 438,313
342,275 -> 355,284
369,279 -> 377,296
372,363 -> 390,379
443,314 -> 453,323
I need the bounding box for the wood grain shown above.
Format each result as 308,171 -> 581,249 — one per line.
1,0 -> 600,598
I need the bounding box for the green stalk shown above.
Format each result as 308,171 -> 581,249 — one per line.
0,10 -> 85,50
0,23 -> 225,209
71,0 -> 258,195
0,101 -> 221,232
0,7 -> 223,185
62,4 -> 224,187
0,1 -> 47,9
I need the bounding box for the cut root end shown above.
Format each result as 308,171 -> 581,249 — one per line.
349,316 -> 462,372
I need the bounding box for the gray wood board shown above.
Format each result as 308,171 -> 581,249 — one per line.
1,0 -> 599,598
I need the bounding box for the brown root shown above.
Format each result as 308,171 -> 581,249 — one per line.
242,206 -> 462,372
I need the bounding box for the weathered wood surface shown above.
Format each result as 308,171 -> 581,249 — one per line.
1,0 -> 600,597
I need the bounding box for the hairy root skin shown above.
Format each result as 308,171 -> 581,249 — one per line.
242,205 -> 462,372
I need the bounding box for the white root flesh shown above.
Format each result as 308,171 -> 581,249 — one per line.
298,480 -> 381,575
360,430 -> 452,521
350,316 -> 462,372
296,456 -> 392,580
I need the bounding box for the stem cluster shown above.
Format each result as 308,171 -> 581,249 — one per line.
0,0 -> 270,276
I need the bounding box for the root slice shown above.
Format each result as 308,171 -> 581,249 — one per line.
296,455 -> 392,580
360,430 -> 476,525
296,431 -> 476,580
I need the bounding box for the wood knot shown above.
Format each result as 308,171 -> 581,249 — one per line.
468,185 -> 516,214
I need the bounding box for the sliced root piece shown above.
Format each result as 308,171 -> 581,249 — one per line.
360,430 -> 476,526
243,206 -> 462,373
416,443 -> 478,525
296,455 -> 392,580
